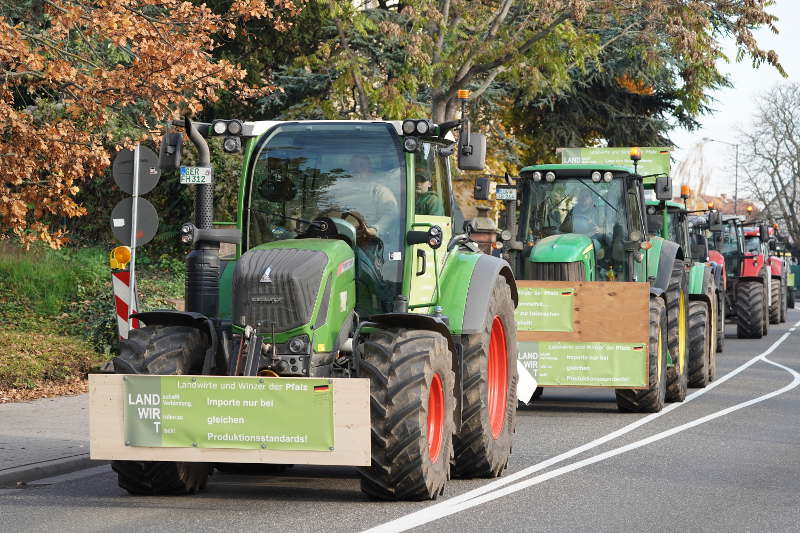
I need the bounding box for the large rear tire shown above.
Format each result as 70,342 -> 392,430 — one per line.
762,282 -> 769,336
111,326 -> 211,495
769,279 -> 780,324
357,328 -> 455,500
616,297 -> 667,413
452,276 -> 518,479
716,289 -> 725,353
687,301 -> 711,388
780,281 -> 787,323
736,281 -> 763,339
788,287 -> 795,309
665,261 -> 689,403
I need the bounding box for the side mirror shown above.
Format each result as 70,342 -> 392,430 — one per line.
759,224 -> 769,242
474,176 -> 492,200
458,132 -> 486,171
159,132 -> 183,171
654,176 -> 672,201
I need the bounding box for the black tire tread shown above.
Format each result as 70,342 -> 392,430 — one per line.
687,301 -> 710,388
452,277 -> 518,479
665,261 -> 688,402
769,279 -> 780,324
736,281 -> 764,339
111,325 -> 210,495
616,297 -> 667,413
357,328 -> 455,501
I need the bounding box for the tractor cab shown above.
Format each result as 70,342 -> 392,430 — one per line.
514,164 -> 648,282
712,217 -> 746,277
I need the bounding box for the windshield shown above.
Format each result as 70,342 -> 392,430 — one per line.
521,177 -> 627,278
744,236 -> 761,254
246,122 -> 405,316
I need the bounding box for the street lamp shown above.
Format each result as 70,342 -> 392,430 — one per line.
702,137 -> 740,215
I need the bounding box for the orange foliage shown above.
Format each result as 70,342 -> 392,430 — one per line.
616,73 -> 655,96
0,0 -> 300,247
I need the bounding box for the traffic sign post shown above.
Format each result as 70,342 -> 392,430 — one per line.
129,143 -> 140,331
110,143 -> 162,335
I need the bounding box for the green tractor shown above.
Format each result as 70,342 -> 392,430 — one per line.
485,158 -> 689,412
110,111 -> 519,500
644,197 -> 719,387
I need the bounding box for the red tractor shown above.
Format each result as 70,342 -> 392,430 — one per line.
709,217 -> 771,339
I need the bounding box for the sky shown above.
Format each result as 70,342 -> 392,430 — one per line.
669,0 -> 800,200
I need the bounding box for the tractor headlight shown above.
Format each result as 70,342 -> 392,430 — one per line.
226,119 -> 243,136
532,171 -> 542,182
402,120 -> 417,135
403,137 -> 419,152
180,223 -> 195,244
223,136 -> 242,153
212,120 -> 227,135
545,171 -> 556,182
603,171 -> 613,182
591,171 -> 601,182
501,229 -> 512,241
288,335 -> 308,354
415,120 -> 432,135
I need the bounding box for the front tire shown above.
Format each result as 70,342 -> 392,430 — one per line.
357,328 -> 455,500
736,281 -> 763,339
666,261 -> 689,403
716,289 -> 725,353
111,326 -> 211,495
453,276 -> 518,479
769,279 -> 780,324
687,301 -> 711,388
616,297 -> 667,413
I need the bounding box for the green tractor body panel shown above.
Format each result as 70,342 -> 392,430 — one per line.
529,234 -> 595,281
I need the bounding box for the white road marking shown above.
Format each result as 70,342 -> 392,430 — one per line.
366,321 -> 800,533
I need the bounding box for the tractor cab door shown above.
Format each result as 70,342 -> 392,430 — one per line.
408,141 -> 453,312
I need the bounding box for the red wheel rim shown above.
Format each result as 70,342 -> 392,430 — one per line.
427,373 -> 445,462
488,316 -> 508,439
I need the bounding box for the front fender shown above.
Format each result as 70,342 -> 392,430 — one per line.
646,237 -> 684,291
439,252 -> 517,335
131,310 -> 225,375
741,254 -> 766,278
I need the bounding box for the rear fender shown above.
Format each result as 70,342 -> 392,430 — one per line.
439,252 -> 518,335
132,310 -> 225,375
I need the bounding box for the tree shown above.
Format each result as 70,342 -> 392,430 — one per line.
0,0 -> 299,247
739,83 -> 800,244
271,0 -> 782,125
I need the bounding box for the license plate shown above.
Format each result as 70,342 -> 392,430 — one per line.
179,166 -> 213,184
495,186 -> 517,200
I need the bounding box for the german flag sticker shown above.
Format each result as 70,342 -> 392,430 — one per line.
561,290 -> 574,296
314,385 -> 330,392
632,345 -> 645,351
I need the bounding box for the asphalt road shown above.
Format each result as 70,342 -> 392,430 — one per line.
2,311 -> 799,532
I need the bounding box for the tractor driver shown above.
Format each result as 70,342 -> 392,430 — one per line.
415,172 -> 444,216
338,154 -> 400,240
561,189 -> 603,236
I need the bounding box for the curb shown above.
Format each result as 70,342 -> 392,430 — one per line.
0,454 -> 103,488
